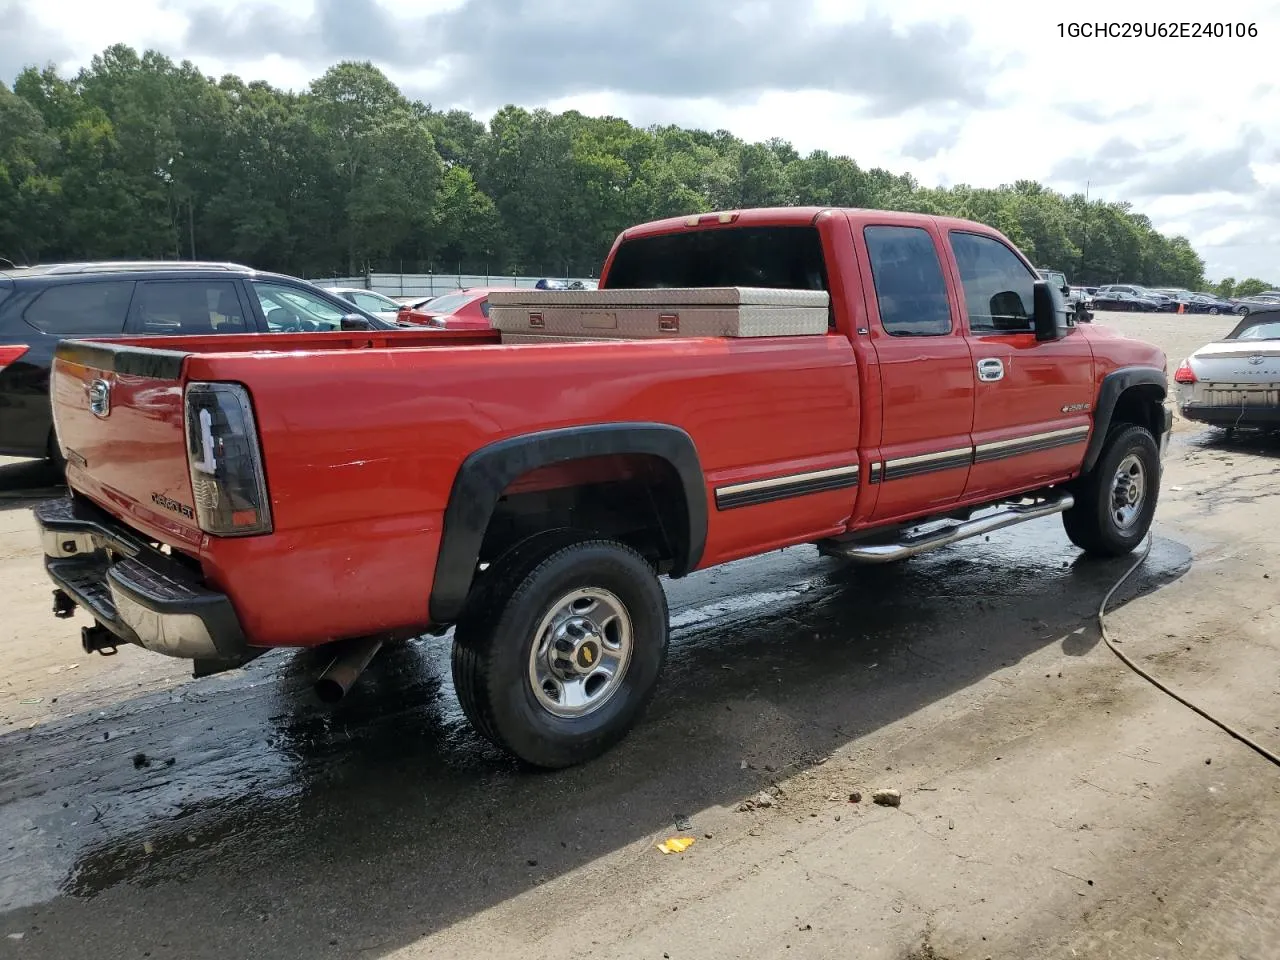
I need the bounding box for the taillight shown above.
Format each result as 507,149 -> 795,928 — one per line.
184,382 -> 273,537
0,345 -> 29,371
1173,359 -> 1197,384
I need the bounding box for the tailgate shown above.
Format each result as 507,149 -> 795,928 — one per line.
51,341 -> 203,549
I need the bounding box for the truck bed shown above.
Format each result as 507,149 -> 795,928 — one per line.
51,328 -> 862,648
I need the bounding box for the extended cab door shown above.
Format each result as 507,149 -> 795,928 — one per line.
944,230 -> 1095,501
857,221 -> 975,523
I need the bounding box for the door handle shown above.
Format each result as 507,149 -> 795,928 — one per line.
977,358 -> 1005,382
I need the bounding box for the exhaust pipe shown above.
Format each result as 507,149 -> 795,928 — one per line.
315,635 -> 384,703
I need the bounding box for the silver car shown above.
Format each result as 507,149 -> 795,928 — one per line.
1174,309 -> 1280,431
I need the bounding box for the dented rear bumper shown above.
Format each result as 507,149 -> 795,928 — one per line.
34,497 -> 250,668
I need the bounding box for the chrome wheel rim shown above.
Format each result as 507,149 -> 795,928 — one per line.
1111,453 -> 1146,531
528,588 -> 633,718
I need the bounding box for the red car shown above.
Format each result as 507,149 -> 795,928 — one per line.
397,287 -> 520,329
35,206 -> 1171,769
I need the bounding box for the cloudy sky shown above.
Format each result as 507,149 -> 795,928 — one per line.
4,0 -> 1277,281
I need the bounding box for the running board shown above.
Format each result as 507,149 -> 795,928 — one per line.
817,493 -> 1075,564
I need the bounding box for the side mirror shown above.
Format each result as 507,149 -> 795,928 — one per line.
340,314 -> 373,331
1032,280 -> 1068,341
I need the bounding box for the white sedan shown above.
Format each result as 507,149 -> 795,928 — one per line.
325,287 -> 404,323
1174,309 -> 1280,431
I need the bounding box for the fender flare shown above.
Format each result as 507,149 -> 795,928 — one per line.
428,422 -> 707,624
1083,365 -> 1167,473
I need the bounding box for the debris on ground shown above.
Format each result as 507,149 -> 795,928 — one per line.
657,837 -> 696,855
737,788 -> 780,812
849,791 -> 863,804
872,789 -> 902,808
674,814 -> 692,831
132,753 -> 151,769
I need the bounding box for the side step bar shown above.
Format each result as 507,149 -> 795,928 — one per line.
817,493 -> 1075,564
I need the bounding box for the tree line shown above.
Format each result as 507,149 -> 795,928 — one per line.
0,43 -> 1256,293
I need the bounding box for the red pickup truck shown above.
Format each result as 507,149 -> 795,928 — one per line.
35,207 -> 1171,768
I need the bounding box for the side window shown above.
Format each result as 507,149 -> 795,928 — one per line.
24,281 -> 135,336
252,282 -> 345,332
948,232 -> 1037,333
352,293 -> 389,313
130,281 -> 249,335
863,226 -> 952,336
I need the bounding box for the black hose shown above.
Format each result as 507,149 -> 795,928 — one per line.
1098,531 -> 1280,768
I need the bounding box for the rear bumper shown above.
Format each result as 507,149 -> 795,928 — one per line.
34,497 -> 250,664
1179,403 -> 1280,427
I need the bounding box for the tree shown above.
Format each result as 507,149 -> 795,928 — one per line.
0,44 -> 1211,288
306,62 -> 443,273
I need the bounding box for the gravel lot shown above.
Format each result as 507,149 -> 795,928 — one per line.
1,311 -> 1277,960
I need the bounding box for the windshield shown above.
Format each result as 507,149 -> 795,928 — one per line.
605,226 -> 828,291
419,291 -> 474,315
1234,320 -> 1280,341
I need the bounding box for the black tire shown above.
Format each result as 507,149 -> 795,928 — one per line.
1062,423 -> 1160,557
451,538 -> 669,769
1209,306 -> 1220,316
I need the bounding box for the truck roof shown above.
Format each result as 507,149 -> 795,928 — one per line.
619,206 -> 1012,242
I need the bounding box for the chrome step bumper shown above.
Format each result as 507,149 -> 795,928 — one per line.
34,497 -> 249,664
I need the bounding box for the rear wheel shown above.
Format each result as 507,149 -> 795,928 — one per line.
1063,424 -> 1160,557
451,538 -> 669,769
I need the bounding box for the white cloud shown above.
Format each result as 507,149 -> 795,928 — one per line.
6,0 -> 1280,279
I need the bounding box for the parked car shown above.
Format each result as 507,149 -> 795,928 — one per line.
1233,295 -> 1280,317
0,261 -> 395,465
1174,308 -> 1280,431
1092,290 -> 1162,312
1096,284 -> 1176,312
324,286 -> 404,323
397,286 -> 521,329
1186,294 -> 1237,316
33,206 -> 1171,769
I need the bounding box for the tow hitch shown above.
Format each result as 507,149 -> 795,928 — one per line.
81,624 -> 118,656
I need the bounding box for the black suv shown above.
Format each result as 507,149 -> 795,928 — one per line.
0,261 -> 398,463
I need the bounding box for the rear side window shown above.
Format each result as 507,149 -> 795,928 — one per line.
351,292 -> 391,313
129,281 -> 249,335
949,232 -> 1036,333
605,226 -> 829,292
863,226 -> 951,336
24,281 -> 135,335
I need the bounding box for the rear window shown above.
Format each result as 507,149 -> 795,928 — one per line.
604,226 -> 829,291
418,291 -> 473,315
24,281 -> 135,335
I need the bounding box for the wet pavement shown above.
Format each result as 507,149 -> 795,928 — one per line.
0,485 -> 1191,958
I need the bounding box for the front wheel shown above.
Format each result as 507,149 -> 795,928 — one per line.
1062,424 -> 1160,557
451,539 -> 669,769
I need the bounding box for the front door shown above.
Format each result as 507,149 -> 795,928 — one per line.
944,230 -> 1095,501
858,221 -> 975,524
